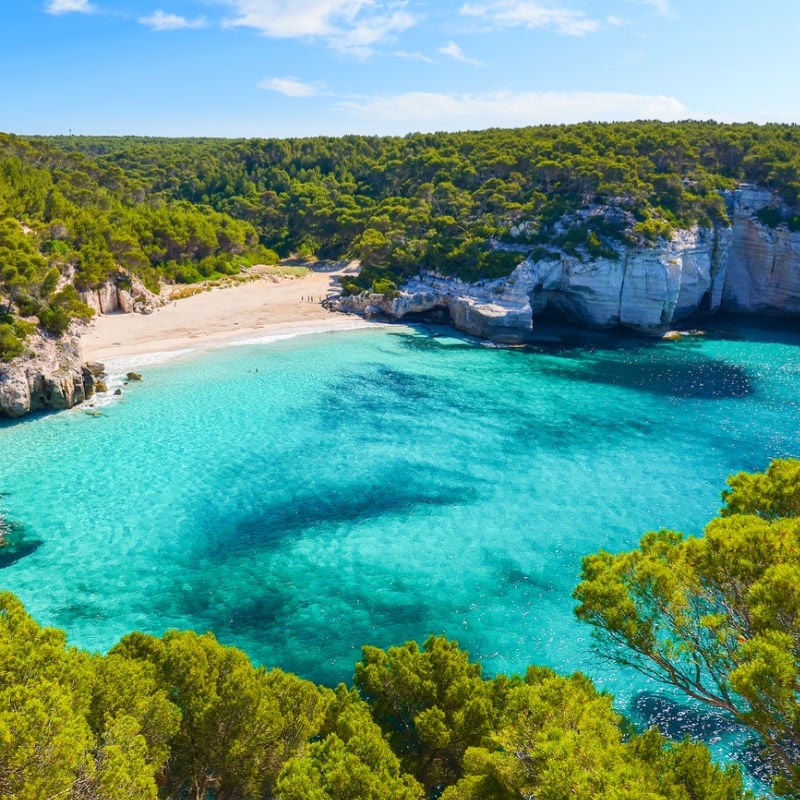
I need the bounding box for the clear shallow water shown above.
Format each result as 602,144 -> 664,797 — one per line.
1,316 -> 799,787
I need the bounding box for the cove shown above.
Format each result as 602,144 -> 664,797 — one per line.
0,315 -> 799,783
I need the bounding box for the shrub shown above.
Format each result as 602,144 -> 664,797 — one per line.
0,323 -> 25,360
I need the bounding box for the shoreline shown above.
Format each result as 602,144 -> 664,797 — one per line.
80,262 -> 377,367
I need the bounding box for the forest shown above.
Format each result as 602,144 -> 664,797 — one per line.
2,121 -> 800,360
2,460 -> 800,799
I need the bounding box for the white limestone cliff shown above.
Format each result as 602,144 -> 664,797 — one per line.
337,187 -> 800,340
0,332 -> 96,418
0,268 -> 161,418
78,271 -> 163,315
721,187 -> 800,315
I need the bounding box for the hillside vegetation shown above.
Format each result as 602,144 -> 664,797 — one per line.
2,121 -> 800,359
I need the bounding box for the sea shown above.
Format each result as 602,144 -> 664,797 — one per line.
1,314 -> 799,792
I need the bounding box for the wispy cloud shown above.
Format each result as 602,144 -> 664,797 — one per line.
338,90 -> 688,133
216,1 -> 416,55
607,15 -> 630,26
393,50 -> 435,63
439,41 -> 484,66
459,1 -> 599,36
258,76 -> 325,97
635,0 -> 674,15
45,0 -> 94,14
138,10 -> 207,30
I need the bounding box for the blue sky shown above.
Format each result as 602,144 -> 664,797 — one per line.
2,0 -> 799,138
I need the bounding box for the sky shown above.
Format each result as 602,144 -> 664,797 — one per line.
2,0 -> 799,138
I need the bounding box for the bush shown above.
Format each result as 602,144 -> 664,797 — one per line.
340,280 -> 363,296
633,217 -> 674,243
371,277 -> 399,297
39,305 -> 72,336
14,292 -> 41,317
0,323 -> 25,360
40,285 -> 94,335
13,318 -> 37,337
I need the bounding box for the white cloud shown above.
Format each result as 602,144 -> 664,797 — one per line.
607,15 -> 630,26
258,77 -> 324,97
45,0 -> 93,14
636,0 -> 673,15
393,50 -> 435,63
460,1 -> 599,36
438,41 -> 484,66
337,90 -> 688,133
138,10 -> 207,30
217,1 -> 415,54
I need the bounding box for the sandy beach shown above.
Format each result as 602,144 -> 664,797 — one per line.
80,262 -> 374,366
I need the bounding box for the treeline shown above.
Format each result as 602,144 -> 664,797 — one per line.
0,597 -> 749,800
5,460 -> 800,799
2,122 -> 800,359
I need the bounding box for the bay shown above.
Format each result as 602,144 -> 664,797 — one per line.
1,315 -> 798,788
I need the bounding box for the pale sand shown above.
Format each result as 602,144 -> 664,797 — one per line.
80,262 -> 374,366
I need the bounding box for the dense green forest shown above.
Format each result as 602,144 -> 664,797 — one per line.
0,601 -> 751,800
2,121 -> 800,359
2,460 -> 800,799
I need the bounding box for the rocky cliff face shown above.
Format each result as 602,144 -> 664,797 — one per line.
0,332 -> 97,418
78,271 -> 163,315
721,187 -> 800,315
336,188 -> 800,341
0,269 -> 161,418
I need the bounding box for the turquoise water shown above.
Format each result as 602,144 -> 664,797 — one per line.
1,316 -> 799,785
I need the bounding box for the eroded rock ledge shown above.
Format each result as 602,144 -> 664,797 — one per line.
78,270 -> 163,315
0,333 -> 99,418
0,270 -> 161,419
335,188 -> 800,342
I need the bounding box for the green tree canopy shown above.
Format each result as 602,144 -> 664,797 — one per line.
574,458 -> 800,797
354,635 -> 509,792
111,630 -> 329,800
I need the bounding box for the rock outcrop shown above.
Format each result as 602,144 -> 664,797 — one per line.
721,187 -> 800,315
336,187 -> 800,340
0,332 -> 98,418
79,270 -> 163,315
0,270 -> 162,418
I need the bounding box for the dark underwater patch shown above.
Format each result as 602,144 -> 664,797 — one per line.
208,590 -> 287,635
393,326 -> 480,353
539,351 -> 753,399
203,480 -> 473,562
333,364 -> 443,406
182,576 -> 434,685
487,554 -> 556,595
319,364 -> 456,423
631,692 -> 779,784
54,600 -> 108,625
631,692 -> 742,742
0,516 -> 41,569
0,537 -> 42,569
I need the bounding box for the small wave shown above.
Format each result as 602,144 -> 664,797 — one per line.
227,319 -> 379,349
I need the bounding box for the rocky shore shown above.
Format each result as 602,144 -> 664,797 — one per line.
0,268 -> 160,419
2,188 -> 799,418
334,187 -> 800,342
0,332 -> 100,418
